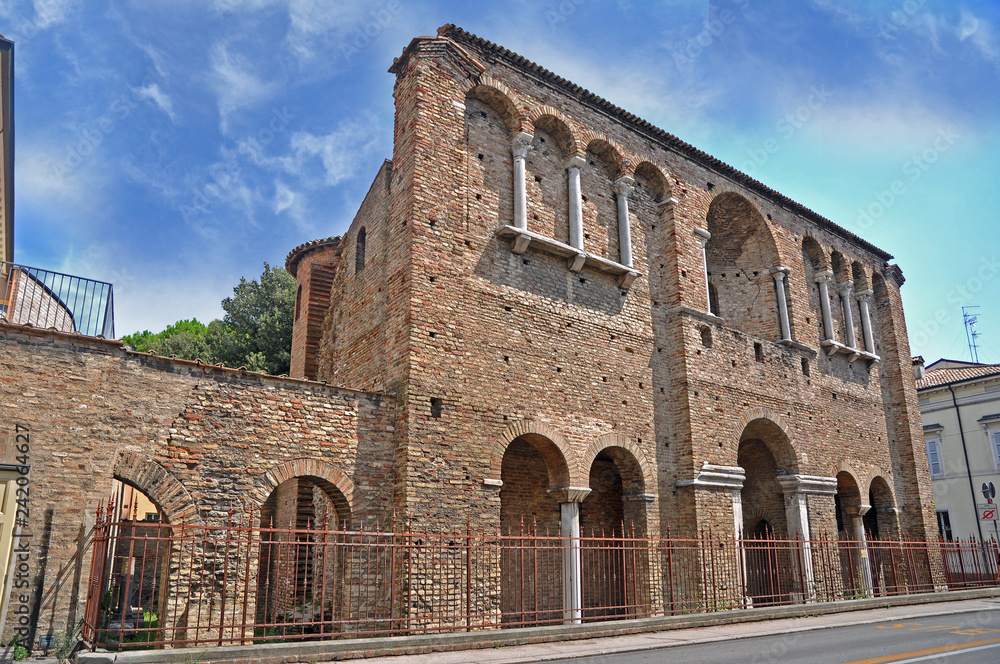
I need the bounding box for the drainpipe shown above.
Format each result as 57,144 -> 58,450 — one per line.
948,384 -> 985,543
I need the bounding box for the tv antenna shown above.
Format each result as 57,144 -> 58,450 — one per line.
963,305 -> 981,363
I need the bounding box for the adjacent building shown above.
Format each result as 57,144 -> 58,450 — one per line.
916,357 -> 1000,542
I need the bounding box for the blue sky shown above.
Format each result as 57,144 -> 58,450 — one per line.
3,0 -> 998,363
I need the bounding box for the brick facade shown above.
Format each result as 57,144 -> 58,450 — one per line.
0,24 -> 942,648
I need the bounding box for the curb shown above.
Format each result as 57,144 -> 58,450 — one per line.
75,588 -> 1000,664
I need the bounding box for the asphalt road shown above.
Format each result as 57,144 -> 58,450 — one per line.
544,610 -> 1000,664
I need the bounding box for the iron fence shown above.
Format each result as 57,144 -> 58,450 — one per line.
81,506 -> 1000,651
0,261 -> 114,337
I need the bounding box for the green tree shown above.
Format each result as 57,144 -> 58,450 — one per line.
122,263 -> 296,375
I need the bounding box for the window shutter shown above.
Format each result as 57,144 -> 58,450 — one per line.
926,438 -> 942,477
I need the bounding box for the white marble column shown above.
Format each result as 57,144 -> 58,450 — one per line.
511,132 -> 532,230
565,156 -> 586,253
838,280 -> 857,349
613,176 -> 634,268
551,487 -> 591,624
856,289 -> 875,354
815,270 -> 835,341
847,505 -> 874,597
771,266 -> 792,341
694,228 -> 712,314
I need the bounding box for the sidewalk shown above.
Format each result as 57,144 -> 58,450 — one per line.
74,588 -> 1000,664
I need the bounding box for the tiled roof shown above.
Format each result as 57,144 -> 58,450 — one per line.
400,25 -> 894,262
285,236 -> 341,277
917,363 -> 1000,390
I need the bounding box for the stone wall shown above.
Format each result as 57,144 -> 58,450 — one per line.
0,324 -> 395,645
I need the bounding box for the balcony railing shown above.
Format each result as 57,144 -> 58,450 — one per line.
0,261 -> 114,338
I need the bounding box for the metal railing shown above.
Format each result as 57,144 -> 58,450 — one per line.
0,261 -> 114,338
81,506 -> 999,651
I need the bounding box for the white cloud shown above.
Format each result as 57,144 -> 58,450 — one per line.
134,82 -> 176,122
208,42 -> 278,133
273,181 -> 295,214
16,143 -> 107,215
957,10 -> 1000,64
32,0 -> 76,30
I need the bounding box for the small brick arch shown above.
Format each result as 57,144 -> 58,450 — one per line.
578,433 -> 654,493
113,449 -> 203,526
464,76 -> 528,133
580,131 -> 626,171
866,471 -> 897,508
730,408 -> 801,470
525,105 -> 583,157
251,458 -> 359,527
489,419 -> 574,488
632,160 -> 672,204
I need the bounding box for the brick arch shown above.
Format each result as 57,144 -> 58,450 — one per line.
113,449 -> 202,526
632,160 -> 672,204
578,433 -> 654,493
866,470 -> 896,508
851,260 -> 871,291
742,506 -> 783,535
581,131 -> 625,172
252,458 -> 359,527
525,105 -> 582,157
802,235 -> 831,272
731,408 -> 801,470
489,419 -> 574,488
464,76 -> 528,134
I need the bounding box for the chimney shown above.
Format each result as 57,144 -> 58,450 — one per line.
912,356 -> 925,381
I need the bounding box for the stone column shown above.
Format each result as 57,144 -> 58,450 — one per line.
815,270 -> 835,341
856,289 -> 875,354
777,475 -> 838,603
771,266 -> 792,341
550,487 -> 591,624
613,176 -> 635,268
845,504 -> 874,597
565,156 -> 586,252
838,280 -> 857,349
511,132 -> 532,230
694,228 -> 712,314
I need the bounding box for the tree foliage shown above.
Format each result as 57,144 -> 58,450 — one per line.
122,263 -> 296,375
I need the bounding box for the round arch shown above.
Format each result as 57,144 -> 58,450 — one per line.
113,449 -> 202,526
251,458 -> 358,528
464,81 -> 524,134
633,161 -> 671,204
526,106 -> 581,157
729,408 -> 800,471
489,419 -> 574,489
578,433 -> 653,492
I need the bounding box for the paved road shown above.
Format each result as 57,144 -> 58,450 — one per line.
544,610 -> 1000,664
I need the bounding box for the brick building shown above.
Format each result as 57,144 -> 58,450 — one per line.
0,25 -> 941,648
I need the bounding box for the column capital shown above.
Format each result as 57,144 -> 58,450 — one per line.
563,155 -> 586,171
837,280 -> 855,297
814,270 -> 834,284
693,227 -> 711,247
855,288 -> 874,302
548,486 -> 591,503
675,463 -> 745,491
770,266 -> 791,279
511,131 -> 533,159
613,176 -> 635,196
776,474 -> 838,496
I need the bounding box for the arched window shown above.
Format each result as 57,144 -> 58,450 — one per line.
355,227 -> 366,274
294,285 -> 302,321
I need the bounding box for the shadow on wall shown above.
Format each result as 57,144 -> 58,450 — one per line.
474,239 -> 627,316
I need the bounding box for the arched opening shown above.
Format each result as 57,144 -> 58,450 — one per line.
499,433 -> 571,625
738,418 -> 797,605
866,476 -> 899,596
835,471 -> 870,597
580,140 -> 621,260
801,237 -> 829,342
106,478 -> 170,645
355,227 -> 366,274
256,475 -> 351,636
294,284 -> 302,321
526,115 -> 575,244
465,86 -> 518,229
580,447 -> 647,619
706,193 -> 781,339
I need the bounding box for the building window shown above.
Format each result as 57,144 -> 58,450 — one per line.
356,227 -> 367,274
937,510 -> 953,542
991,429 -> 1000,468
926,437 -> 943,477
294,285 -> 302,321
